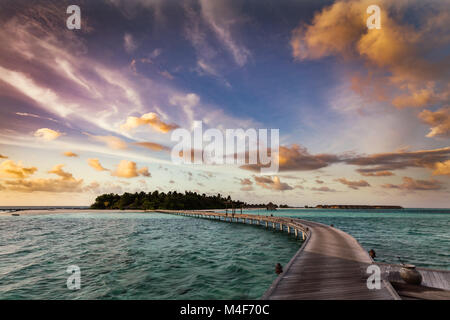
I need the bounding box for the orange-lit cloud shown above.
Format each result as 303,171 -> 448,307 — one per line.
382,177 -> 444,191
432,160 -> 450,176
86,133 -> 128,150
358,170 -> 394,177
111,160 -> 150,178
120,112 -> 179,133
418,107 -> 450,138
48,164 -> 74,180
34,128 -> 63,141
88,158 -> 109,172
0,163 -> 84,193
0,160 -> 37,179
1,178 -> 84,193
335,178 -> 370,190
291,0 -> 450,110
63,151 -> 78,157
0,154 -> 7,159
134,142 -> 170,152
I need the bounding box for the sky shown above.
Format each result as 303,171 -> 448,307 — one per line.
0,0 -> 449,207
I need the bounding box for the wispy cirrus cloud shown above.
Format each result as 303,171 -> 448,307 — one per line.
290,0 -> 450,143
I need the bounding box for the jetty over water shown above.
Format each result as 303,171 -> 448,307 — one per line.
156,210 -> 399,300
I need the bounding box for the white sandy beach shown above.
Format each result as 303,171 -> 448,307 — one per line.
0,209 -> 147,217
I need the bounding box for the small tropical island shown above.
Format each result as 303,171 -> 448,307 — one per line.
90,191 -> 290,210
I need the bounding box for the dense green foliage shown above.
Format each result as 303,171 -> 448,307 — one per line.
91,191 -> 259,210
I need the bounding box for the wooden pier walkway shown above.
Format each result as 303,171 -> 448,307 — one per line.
156,210 -> 399,300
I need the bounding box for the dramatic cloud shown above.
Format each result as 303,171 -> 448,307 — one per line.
291,0 -> 450,111
382,177 -> 444,191
0,154 -> 7,159
134,142 -> 170,152
88,158 -> 109,172
346,147 -> 450,174
241,144 -> 341,172
34,128 -> 63,141
254,176 -> 293,191
120,112 -> 179,133
241,144 -> 450,177
111,160 -> 150,178
63,151 -> 78,157
418,107 -> 450,138
0,160 -> 37,179
86,134 -> 128,150
433,160 -> 450,176
335,178 -> 370,190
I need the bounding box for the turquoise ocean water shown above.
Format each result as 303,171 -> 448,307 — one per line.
0,208 -> 448,299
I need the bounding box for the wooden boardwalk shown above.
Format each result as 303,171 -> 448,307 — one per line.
156,210 -> 399,300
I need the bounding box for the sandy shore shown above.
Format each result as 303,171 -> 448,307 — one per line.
0,209 -> 147,217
